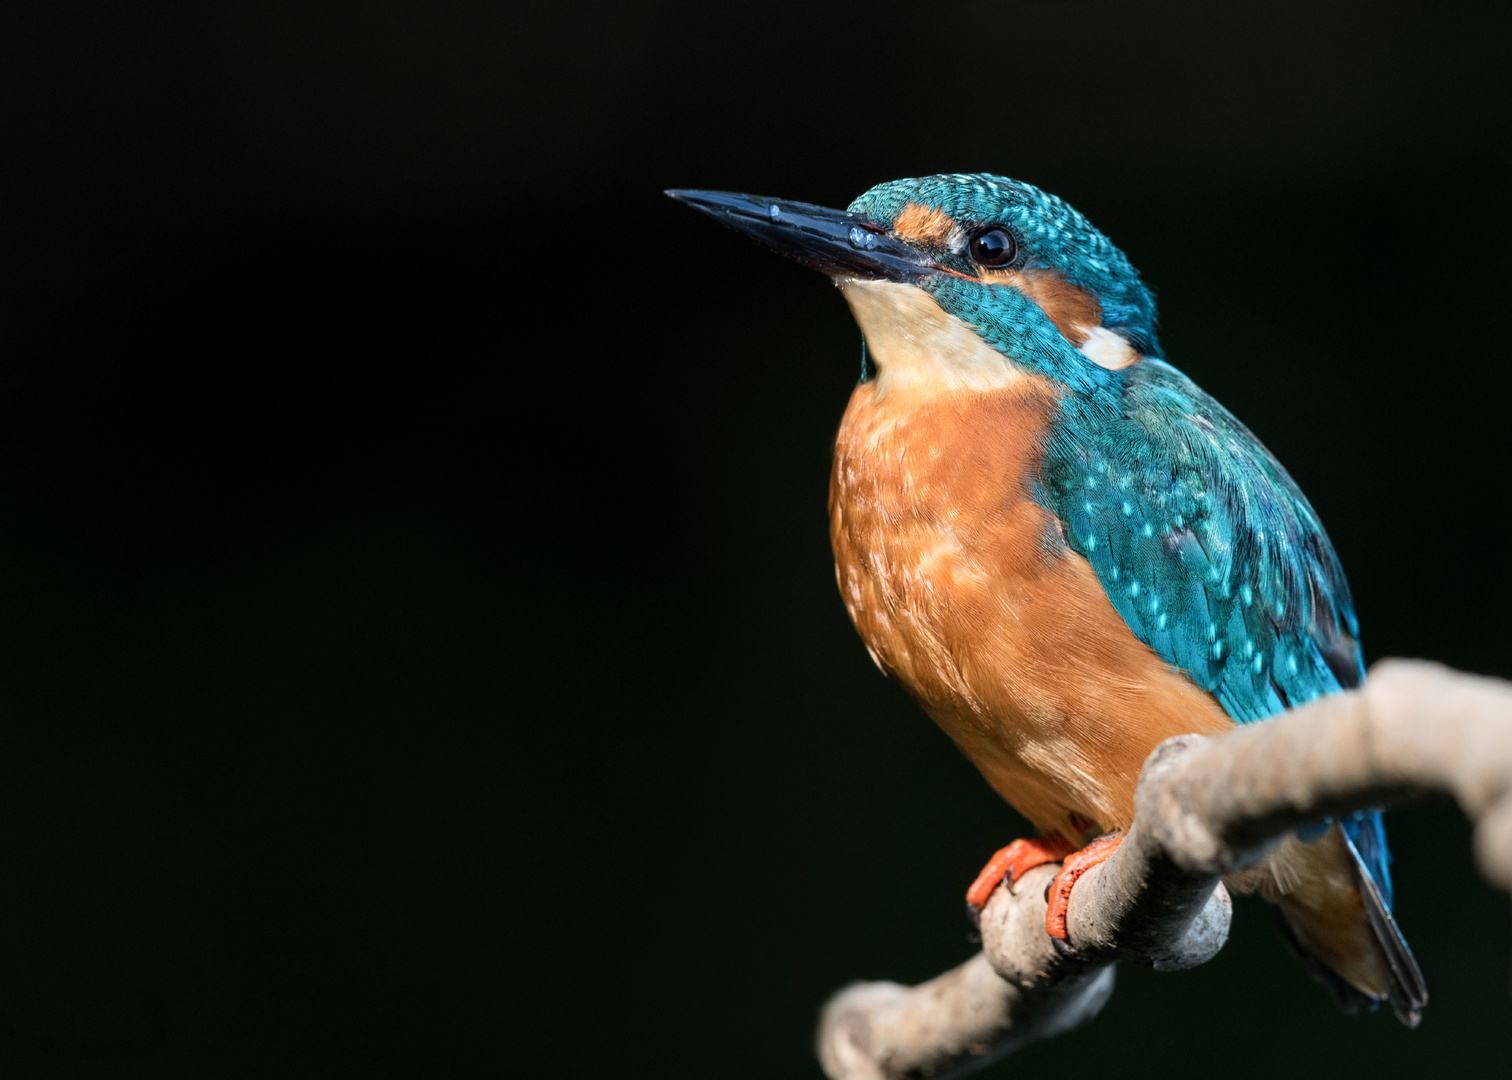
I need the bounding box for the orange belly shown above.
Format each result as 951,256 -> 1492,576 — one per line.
829,377 -> 1233,841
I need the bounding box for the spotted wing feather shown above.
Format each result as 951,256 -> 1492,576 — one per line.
1036,358 -> 1425,1015
1041,359 -> 1364,721
1040,360 -> 1396,896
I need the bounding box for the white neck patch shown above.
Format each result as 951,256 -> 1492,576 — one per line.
1075,325 -> 1143,371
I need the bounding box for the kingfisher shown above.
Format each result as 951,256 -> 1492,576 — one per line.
668,175 -> 1427,1025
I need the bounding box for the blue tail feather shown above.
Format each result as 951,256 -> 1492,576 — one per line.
1339,818 -> 1427,1026
1340,810 -> 1394,910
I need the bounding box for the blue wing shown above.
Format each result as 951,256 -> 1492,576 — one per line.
1039,359 -> 1391,904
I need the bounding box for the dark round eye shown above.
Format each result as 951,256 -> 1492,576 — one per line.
968,227 -> 1017,268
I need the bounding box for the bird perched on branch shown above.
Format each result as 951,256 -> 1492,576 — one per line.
669,174 -> 1426,1025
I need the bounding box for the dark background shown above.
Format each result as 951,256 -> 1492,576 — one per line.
2,1 -> 1510,1076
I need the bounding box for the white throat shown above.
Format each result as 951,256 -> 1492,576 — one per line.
837,279 -> 1027,398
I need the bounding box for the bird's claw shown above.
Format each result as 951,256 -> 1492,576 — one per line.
1045,832 -> 1123,941
965,835 -> 1078,928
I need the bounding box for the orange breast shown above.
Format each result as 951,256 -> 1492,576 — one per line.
829,378 -> 1233,840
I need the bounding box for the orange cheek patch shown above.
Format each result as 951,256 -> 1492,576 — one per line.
979,267 -> 1102,347
891,202 -> 956,245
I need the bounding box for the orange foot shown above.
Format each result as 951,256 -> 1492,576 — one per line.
1045,832 -> 1123,941
965,836 -> 1078,922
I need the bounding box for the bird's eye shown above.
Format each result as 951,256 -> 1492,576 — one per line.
968,228 -> 1017,268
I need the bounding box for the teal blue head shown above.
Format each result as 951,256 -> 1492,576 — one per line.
850,174 -> 1160,358
669,174 -> 1160,397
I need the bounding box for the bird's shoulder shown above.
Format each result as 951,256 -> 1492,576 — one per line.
1037,359 -> 1364,721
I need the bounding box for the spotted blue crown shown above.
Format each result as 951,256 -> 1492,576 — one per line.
850,173 -> 1162,358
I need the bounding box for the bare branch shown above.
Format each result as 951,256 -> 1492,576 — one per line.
817,661 -> 1512,1079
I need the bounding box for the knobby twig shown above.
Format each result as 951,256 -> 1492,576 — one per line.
817,660 -> 1512,1080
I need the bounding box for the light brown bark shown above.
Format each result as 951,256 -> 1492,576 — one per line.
817,660 -> 1512,1079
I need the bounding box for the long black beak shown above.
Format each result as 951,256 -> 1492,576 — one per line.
666,189 -> 935,283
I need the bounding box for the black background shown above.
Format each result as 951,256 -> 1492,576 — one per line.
2,2 -> 1510,1076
